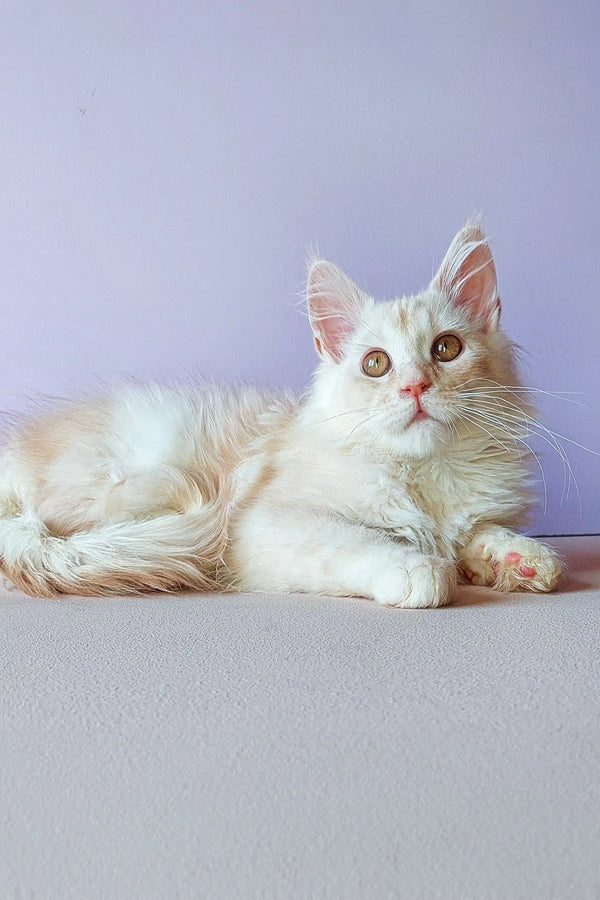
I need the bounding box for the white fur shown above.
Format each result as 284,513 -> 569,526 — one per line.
0,226 -> 562,603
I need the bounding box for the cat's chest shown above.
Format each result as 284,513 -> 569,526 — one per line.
246,429 -> 524,556
354,462 -> 452,552
359,450 -> 522,555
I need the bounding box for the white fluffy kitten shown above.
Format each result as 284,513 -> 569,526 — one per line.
0,225 -> 561,604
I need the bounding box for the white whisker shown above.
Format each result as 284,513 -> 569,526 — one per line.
459,397 -> 582,514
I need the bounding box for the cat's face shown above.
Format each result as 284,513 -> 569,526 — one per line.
307,225 -> 520,458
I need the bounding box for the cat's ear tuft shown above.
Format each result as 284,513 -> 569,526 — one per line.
307,260 -> 366,361
432,225 -> 500,331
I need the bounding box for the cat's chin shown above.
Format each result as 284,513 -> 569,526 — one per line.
386,415 -> 449,458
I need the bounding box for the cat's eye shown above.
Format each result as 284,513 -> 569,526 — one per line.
432,333 -> 463,362
361,349 -> 392,378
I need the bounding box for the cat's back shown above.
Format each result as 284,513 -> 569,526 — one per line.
0,381 -> 298,519
111,381 -> 297,470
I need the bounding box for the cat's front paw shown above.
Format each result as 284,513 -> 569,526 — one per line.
373,555 -> 456,608
460,528 -> 562,593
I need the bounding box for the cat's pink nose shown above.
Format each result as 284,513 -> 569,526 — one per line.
401,381 -> 431,398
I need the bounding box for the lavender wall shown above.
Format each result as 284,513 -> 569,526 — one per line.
1,0 -> 598,535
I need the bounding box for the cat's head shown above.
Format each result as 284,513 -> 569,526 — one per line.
306,224 -> 521,458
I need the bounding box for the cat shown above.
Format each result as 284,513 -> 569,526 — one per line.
0,224 -> 561,605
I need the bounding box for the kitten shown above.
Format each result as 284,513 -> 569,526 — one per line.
0,225 -> 561,605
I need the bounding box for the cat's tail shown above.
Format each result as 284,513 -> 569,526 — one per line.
0,503 -> 228,598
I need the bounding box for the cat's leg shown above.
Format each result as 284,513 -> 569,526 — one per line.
227,506 -> 456,608
459,525 -> 562,592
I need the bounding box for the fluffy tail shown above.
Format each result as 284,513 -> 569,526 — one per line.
0,504 -> 228,598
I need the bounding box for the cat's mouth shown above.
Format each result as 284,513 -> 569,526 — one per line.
385,406 -> 439,434
406,408 -> 433,427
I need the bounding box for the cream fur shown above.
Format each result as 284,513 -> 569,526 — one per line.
0,226 -> 561,603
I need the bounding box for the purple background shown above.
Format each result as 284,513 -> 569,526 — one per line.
1,1 -> 598,535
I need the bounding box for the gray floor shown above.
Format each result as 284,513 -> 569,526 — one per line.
2,536 -> 599,900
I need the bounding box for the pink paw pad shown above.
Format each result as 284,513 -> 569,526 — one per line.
504,552 -> 536,579
504,552 -> 522,565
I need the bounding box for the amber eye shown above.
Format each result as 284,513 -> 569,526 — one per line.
432,333 -> 463,362
361,349 -> 392,378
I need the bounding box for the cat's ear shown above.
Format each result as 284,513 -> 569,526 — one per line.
307,260 -> 366,361
432,225 -> 501,331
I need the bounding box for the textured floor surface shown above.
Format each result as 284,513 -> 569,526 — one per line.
1,536 -> 599,899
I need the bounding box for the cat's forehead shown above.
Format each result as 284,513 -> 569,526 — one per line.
357,289 -> 465,353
